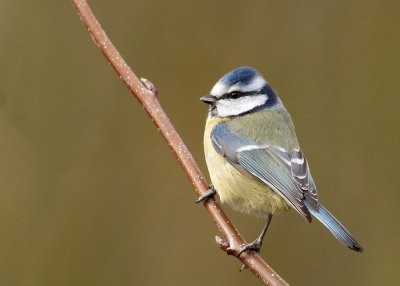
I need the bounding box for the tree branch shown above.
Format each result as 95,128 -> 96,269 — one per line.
70,1 -> 289,285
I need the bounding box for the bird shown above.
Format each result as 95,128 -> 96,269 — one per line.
197,66 -> 363,256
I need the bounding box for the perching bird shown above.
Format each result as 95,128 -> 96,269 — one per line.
198,66 -> 363,256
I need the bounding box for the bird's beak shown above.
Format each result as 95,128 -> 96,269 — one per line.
200,94 -> 217,105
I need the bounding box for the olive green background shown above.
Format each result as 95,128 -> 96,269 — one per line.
1,1 -> 399,285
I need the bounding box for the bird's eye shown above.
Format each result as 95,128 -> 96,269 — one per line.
228,91 -> 242,99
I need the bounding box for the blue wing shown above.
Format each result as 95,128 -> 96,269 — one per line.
211,122 -> 312,222
211,122 -> 364,251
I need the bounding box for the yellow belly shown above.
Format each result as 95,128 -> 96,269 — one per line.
204,117 -> 290,217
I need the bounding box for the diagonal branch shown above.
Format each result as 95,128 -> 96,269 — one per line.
70,1 -> 289,285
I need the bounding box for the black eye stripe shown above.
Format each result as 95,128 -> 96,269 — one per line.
222,90 -> 261,100
227,91 -> 242,99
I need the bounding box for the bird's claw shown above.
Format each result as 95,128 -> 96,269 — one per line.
196,185 -> 217,203
237,238 -> 263,257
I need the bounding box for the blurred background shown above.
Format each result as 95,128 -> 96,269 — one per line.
1,1 -> 399,285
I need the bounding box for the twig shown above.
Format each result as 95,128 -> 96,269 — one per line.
70,1 -> 289,285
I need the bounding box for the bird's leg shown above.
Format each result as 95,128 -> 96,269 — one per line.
196,185 -> 217,203
238,214 -> 273,257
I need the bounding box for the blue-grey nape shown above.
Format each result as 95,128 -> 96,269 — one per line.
221,66 -> 260,86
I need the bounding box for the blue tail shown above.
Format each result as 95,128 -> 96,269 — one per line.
305,201 -> 364,252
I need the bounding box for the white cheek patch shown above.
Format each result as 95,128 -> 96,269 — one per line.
216,94 -> 268,117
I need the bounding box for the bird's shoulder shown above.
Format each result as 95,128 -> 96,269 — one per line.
213,108 -> 299,151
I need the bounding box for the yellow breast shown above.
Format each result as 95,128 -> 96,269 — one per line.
203,117 -> 290,217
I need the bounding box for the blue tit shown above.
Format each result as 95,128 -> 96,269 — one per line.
198,66 -> 363,256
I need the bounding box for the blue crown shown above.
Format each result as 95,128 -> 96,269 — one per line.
221,66 -> 260,87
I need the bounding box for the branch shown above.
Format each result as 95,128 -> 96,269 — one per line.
70,1 -> 288,285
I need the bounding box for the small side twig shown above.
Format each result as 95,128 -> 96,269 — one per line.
70,1 -> 288,285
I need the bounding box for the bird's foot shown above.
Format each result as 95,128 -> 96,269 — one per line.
237,238 -> 263,257
196,185 -> 217,203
